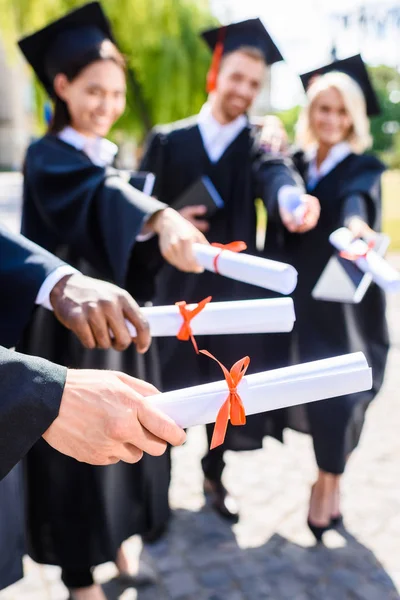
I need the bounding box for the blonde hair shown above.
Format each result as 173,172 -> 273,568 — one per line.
296,71 -> 372,153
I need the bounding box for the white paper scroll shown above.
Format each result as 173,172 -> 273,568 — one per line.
123,298 -> 295,337
149,352 -> 372,429
330,228 -> 400,293
193,244 -> 298,295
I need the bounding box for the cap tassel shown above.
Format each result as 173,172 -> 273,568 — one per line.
206,26 -> 226,93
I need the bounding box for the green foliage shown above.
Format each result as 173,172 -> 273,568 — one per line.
0,0 -> 216,139
368,64 -> 400,158
273,105 -> 301,144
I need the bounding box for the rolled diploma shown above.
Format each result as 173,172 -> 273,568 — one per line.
149,352 -> 372,429
193,244 -> 298,295
123,298 -> 295,337
330,228 -> 400,293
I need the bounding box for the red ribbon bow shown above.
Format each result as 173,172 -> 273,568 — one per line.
200,350 -> 250,449
176,296 -> 212,353
340,239 -> 375,261
211,241 -> 247,274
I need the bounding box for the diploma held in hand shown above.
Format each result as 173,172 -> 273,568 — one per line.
330,228 -> 400,293
148,352 -> 372,430
123,298 -> 296,337
193,243 -> 298,295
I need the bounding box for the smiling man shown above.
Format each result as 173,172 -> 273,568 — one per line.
140,18 -> 320,522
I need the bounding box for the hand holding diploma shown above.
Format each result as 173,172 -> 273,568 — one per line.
330,227 -> 400,293
147,352 -> 372,447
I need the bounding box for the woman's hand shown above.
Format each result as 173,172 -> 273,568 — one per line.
280,194 -> 321,233
148,208 -> 208,273
347,216 -> 377,242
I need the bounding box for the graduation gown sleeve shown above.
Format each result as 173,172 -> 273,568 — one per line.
0,225 -> 65,348
0,346 -> 66,481
252,146 -> 305,219
23,136 -> 167,287
338,154 -> 386,229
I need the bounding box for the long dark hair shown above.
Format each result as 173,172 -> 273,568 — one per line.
49,39 -> 126,134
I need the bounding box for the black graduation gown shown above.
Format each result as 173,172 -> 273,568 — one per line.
19,135 -> 170,570
277,151 -> 390,474
140,117 -> 301,451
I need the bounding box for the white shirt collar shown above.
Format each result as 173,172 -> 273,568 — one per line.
197,103 -> 247,163
58,126 -> 118,167
307,141 -> 352,190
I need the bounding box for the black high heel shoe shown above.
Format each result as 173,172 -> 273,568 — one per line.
307,518 -> 332,543
331,514 -> 343,528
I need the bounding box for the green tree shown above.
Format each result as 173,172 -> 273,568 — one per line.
368,64 -> 400,157
274,105 -> 301,144
0,0 -> 216,139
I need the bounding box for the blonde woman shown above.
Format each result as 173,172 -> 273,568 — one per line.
268,56 -> 389,542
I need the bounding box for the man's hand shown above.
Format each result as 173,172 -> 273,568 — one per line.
50,274 -> 150,352
147,207 -> 208,273
42,369 -> 186,465
280,194 -> 321,233
259,115 -> 289,155
178,205 -> 210,233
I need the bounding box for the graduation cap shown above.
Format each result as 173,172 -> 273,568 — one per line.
201,19 -> 284,93
18,2 -> 115,97
300,54 -> 380,117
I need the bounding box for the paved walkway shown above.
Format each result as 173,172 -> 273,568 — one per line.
1,177 -> 400,599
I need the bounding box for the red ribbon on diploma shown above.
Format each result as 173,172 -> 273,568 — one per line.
200,349 -> 250,449
211,241 -> 247,275
340,239 -> 375,261
176,296 -> 212,353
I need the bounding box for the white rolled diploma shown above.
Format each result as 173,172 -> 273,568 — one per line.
123,298 -> 295,337
193,243 -> 298,295
330,227 -> 400,293
148,352 -> 372,429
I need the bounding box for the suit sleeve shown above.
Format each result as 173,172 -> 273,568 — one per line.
0,346 -> 66,481
0,226 -> 65,348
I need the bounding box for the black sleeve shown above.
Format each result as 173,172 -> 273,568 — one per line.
252,149 -> 305,220
341,193 -> 369,227
0,346 -> 66,481
23,137 -> 167,287
0,226 -> 65,348
128,130 -> 170,300
339,154 -> 386,230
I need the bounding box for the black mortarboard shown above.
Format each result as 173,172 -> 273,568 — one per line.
300,54 -> 380,117
312,233 -> 390,304
18,2 -> 115,97
201,19 -> 284,66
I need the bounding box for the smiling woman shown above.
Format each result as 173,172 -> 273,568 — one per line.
296,71 -> 372,155
50,40 -> 127,137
